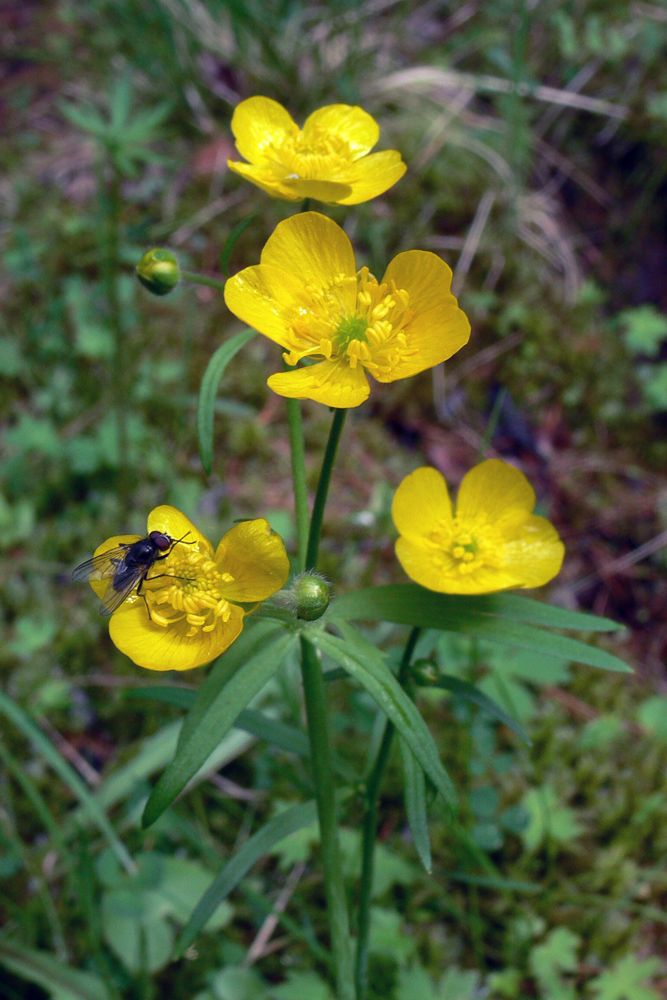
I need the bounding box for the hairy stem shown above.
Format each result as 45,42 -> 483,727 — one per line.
300,636 -> 355,1000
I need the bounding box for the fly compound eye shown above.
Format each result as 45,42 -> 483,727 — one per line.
149,531 -> 173,551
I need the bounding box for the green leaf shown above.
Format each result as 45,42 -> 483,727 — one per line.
368,907 -> 417,964
142,631 -> 298,828
529,927 -> 580,995
197,329 -> 257,474
270,970 -> 335,1000
178,619 -> 283,751
521,785 -> 583,851
333,584 -> 622,632
399,738 -> 432,872
590,954 -> 663,1000
220,216 -> 257,278
176,799 -> 317,954
0,940 -> 111,1000
429,674 -> 530,745
331,585 -> 630,673
638,696 -> 667,740
310,626 -> 458,810
0,691 -> 134,873
620,305 -> 667,358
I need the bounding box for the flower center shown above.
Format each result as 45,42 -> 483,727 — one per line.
142,546 -> 234,637
265,125 -> 353,179
280,267 -> 417,376
428,517 -> 503,576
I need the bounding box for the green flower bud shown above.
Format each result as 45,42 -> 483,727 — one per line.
136,249 -> 180,296
409,658 -> 440,686
293,572 -> 331,621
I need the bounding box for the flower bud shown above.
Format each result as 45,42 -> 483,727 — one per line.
409,658 -> 440,686
136,249 -> 180,296
293,572 -> 331,621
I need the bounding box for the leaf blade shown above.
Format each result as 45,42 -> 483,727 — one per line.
430,675 -> 531,745
197,328 -> 256,474
141,630 -> 298,828
309,627 -> 458,811
399,738 -> 432,873
331,586 -> 630,673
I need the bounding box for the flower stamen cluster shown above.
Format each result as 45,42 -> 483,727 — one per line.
144,548 -> 235,636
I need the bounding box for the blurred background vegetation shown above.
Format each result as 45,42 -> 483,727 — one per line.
3,0 -> 667,997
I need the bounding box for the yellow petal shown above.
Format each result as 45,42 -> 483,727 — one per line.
230,96 -> 296,163
260,213 -> 356,304
109,600 -> 244,671
147,505 -> 214,559
227,160 -> 352,203
89,535 -> 141,602
224,263 -> 308,347
392,467 -> 453,538
376,251 -> 470,380
268,358 -> 370,407
336,150 -> 407,205
502,515 -> 565,589
456,461 -> 536,526
394,535 -> 460,592
303,104 -> 379,156
216,518 -> 289,603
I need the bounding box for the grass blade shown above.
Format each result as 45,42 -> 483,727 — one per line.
0,691 -> 134,873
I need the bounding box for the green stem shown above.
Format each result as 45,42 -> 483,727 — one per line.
355,626 -> 421,1000
300,636 -> 355,1000
285,397 -> 309,572
306,407 -> 347,570
181,269 -> 227,293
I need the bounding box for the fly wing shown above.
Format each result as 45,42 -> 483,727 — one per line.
99,571 -> 143,616
71,545 -> 129,583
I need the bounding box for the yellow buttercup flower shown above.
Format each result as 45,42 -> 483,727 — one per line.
392,461 -> 564,595
224,212 -> 470,408
89,506 -> 289,671
227,96 -> 406,204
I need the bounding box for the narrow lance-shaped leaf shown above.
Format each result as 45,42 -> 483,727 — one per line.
176,799 -> 317,955
331,586 -> 631,673
309,626 -> 458,811
197,328 -> 256,474
177,619 -> 283,751
430,675 -> 530,745
0,691 -> 134,873
129,687 -> 356,783
142,631 -> 298,828
399,738 -> 432,873
332,585 -> 623,633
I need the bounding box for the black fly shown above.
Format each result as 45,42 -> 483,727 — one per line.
72,531 -> 193,616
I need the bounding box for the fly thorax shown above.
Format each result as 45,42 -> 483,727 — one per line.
144,548 -> 235,637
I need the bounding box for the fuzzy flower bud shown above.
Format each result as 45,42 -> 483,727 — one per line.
291,572 -> 331,621
136,249 -> 180,296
